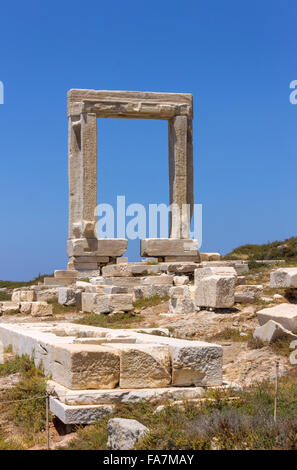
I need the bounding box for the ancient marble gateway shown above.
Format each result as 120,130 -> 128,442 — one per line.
67,89 -> 200,273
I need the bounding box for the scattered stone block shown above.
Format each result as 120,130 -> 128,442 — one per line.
234,285 -> 263,303
58,288 -> 82,306
270,268 -> 297,288
31,302 -> 53,317
274,294 -> 285,300
169,285 -> 191,297
102,264 -> 132,278
166,263 -> 197,275
20,302 -> 32,315
254,320 -> 297,343
0,302 -> 20,314
144,285 -> 171,298
107,418 -> 148,450
133,285 -> 171,300
143,274 -> 173,285
52,344 -> 120,389
81,293 -> 133,313
43,277 -> 69,287
131,265 -> 160,276
194,275 -> 235,308
103,277 -> 145,289
169,285 -> 194,314
76,281 -> 91,290
81,293 -> 101,313
169,296 -> 195,314
11,289 -> 36,302
103,286 -> 129,294
54,270 -> 78,280
98,294 -> 134,313
173,275 -> 189,286
84,284 -> 105,294
35,288 -> 59,302
257,303 -> 297,333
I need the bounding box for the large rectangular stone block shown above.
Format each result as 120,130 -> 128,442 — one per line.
142,274 -> 173,285
257,303 -> 297,333
194,275 -> 235,308
81,293 -> 101,313
270,268 -> 297,288
234,285 -> 263,303
82,293 -> 133,313
0,301 -> 20,314
31,302 -> 53,317
67,238 -> 127,257
68,89 -> 193,119
106,344 -> 171,389
51,344 -> 120,389
141,238 -> 199,257
47,380 -> 205,406
50,397 -> 114,424
102,264 -> 132,278
54,270 -> 78,280
58,288 -> 82,306
11,289 -> 37,302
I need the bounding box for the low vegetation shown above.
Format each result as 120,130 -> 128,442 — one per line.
133,294 -> 169,310
47,298 -> 78,316
67,368 -> 297,450
0,291 -> 11,301
0,273 -> 53,290
75,312 -> 143,329
209,327 -> 252,343
0,355 -> 49,448
225,236 -> 297,262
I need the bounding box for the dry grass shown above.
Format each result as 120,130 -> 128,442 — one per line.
133,295 -> 169,310
75,312 -> 143,329
0,355 -> 49,449
66,368 -> 297,450
209,327 -> 252,343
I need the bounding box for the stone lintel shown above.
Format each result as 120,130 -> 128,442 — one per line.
67,89 -> 193,120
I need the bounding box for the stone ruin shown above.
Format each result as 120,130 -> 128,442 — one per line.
5,88 -> 287,427
0,322 -> 222,424
66,89 -> 199,275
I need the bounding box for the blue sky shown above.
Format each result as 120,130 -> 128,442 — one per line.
0,0 -> 296,280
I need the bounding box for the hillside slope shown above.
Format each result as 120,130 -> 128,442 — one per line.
225,236 -> 297,261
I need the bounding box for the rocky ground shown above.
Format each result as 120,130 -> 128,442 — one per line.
1,263 -> 297,450
0,264 -> 294,388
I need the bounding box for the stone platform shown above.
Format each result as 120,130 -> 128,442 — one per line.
0,322 -> 222,424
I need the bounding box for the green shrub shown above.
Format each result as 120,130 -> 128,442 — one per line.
0,291 -> 11,301
225,236 -> 297,262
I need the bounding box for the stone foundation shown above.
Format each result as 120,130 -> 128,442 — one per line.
0,322 -> 222,424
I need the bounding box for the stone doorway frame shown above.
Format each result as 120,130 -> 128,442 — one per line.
67,89 -> 199,273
